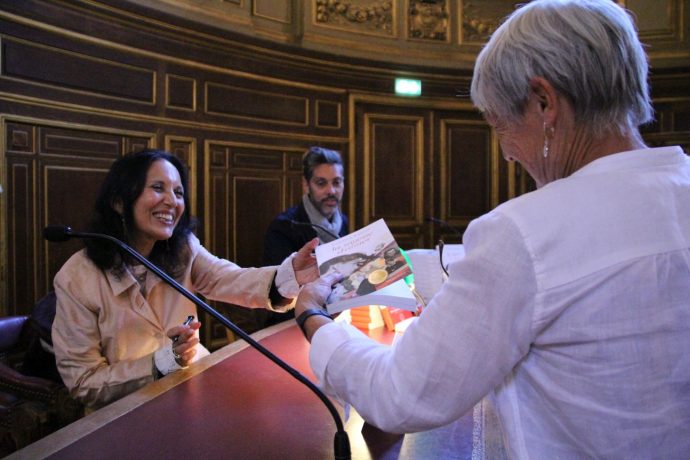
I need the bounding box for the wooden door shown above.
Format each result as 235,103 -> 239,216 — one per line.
352,95 -> 496,251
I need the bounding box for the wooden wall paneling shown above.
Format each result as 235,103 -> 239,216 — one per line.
436,111 -> 534,235
353,96 -> 498,250
514,163 -> 538,196
229,146 -> 288,269
165,136 -> 198,216
165,74 -> 197,112
630,0 -> 682,42
367,113 -> 425,250
5,147 -> 34,317
286,151 -> 305,207
2,118 -> 154,316
202,141 -> 306,347
0,4 -> 349,140
197,63 -> 348,137
39,125 -> 152,302
0,34 -> 158,114
354,101 -> 430,250
205,81 -> 309,127
42,164 -> 108,290
642,85 -> 690,154
233,176 -> 282,268
315,99 -> 342,129
495,136 -> 512,203
438,119 -> 494,240
203,143 -> 233,348
198,70 -> 351,140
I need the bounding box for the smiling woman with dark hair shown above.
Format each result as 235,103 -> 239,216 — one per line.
85,149 -> 194,277
52,149 -> 319,412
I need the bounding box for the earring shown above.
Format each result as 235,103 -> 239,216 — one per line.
543,124 -> 554,158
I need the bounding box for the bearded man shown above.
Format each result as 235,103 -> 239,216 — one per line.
256,146 -> 349,328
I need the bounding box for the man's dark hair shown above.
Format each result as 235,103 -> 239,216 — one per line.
86,148 -> 195,278
302,146 -> 343,181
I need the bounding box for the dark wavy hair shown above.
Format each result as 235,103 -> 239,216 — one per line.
302,146 -> 343,182
85,149 -> 196,278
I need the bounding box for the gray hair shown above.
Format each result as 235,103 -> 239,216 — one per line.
302,146 -> 343,181
470,0 -> 654,136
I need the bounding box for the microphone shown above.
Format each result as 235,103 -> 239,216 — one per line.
289,219 -> 340,241
43,225 -> 74,242
426,216 -> 462,242
44,225 -> 351,460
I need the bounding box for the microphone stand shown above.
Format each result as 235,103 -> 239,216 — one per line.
289,220 -> 340,241
426,216 -> 462,242
45,226 -> 351,460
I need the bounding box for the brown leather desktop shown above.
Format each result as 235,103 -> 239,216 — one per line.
9,321 -> 476,459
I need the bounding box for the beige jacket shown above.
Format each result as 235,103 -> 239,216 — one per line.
52,234 -> 281,410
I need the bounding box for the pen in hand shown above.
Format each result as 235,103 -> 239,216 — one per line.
172,315 -> 195,343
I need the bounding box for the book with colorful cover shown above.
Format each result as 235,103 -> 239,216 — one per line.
315,219 -> 418,315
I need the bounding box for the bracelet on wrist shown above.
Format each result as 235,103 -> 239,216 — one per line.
295,308 -> 332,338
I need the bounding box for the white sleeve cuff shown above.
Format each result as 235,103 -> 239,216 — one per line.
154,346 -> 185,376
154,343 -> 211,376
193,344 -> 211,362
275,253 -> 300,299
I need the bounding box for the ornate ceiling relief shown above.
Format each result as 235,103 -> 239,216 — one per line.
460,1 -> 516,43
314,0 -> 394,35
408,0 -> 449,41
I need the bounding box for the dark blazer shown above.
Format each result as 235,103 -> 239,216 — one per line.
262,202 -> 349,266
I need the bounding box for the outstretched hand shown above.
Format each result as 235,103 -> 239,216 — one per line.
294,271 -> 342,317
293,237 -> 320,286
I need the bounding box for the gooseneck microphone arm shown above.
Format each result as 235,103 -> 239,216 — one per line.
43,225 -> 351,460
426,216 -> 463,242
289,219 -> 340,241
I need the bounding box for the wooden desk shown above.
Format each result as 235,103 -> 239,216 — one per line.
9,321 -> 499,459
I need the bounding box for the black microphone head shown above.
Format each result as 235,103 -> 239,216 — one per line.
43,225 -> 73,242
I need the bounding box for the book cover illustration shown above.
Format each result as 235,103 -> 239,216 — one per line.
315,219 -> 416,313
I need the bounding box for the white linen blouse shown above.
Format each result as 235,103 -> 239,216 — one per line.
310,146 -> 690,459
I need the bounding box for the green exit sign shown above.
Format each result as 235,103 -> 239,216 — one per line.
395,78 -> 422,97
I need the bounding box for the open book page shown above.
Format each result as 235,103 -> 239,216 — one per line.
315,219 -> 416,314
441,244 -> 466,266
405,249 -> 444,305
405,245 -> 466,305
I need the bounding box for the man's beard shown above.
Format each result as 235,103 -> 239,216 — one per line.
312,194 -> 339,217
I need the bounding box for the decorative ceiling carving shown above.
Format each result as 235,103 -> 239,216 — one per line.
315,0 -> 394,35
111,0 -> 690,70
460,0 -> 514,43
408,0 -> 449,41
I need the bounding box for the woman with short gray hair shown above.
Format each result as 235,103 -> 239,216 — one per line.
294,0 -> 690,457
